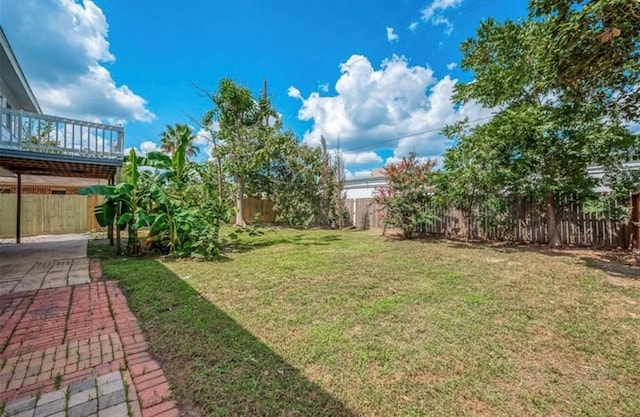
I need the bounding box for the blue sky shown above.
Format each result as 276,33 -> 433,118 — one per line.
0,0 -> 527,177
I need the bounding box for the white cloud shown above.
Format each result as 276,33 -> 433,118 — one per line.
194,123 -> 219,146
125,140 -> 160,157
408,22 -> 419,32
421,0 -> 463,35
319,83 -> 330,93
140,141 -> 160,154
341,151 -> 383,165
196,125 -> 229,162
0,0 -> 154,124
433,16 -> 454,36
422,0 -> 463,20
386,27 -> 399,42
289,54 -> 493,171
447,62 -> 457,70
344,169 -> 373,179
288,86 -> 302,100
194,130 -> 212,146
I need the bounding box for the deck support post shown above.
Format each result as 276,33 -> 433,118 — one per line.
16,173 -> 21,244
108,175 -> 114,246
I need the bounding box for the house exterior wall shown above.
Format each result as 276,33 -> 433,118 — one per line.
0,176 -> 108,195
344,186 -> 380,199
344,177 -> 385,200
0,78 -> 19,109
0,26 -> 40,113
0,185 -> 96,195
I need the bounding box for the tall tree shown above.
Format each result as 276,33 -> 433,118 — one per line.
270,131 -> 323,227
198,113 -> 226,202
160,123 -> 199,158
529,0 -> 640,122
209,79 -> 275,226
317,135 -> 346,228
331,142 -> 347,229
435,121 -> 503,241
447,16 -> 639,247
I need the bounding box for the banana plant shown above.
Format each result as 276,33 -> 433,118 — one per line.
79,123 -> 226,259
78,149 -> 156,255
137,126 -> 196,252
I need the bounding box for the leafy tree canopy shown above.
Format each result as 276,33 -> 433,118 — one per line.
443,3 -> 639,246
528,0 -> 640,121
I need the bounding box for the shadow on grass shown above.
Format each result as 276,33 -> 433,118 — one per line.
101,255 -> 353,416
581,257 -> 640,281
444,239 -> 640,282
446,241 -> 583,256
223,231 -> 342,254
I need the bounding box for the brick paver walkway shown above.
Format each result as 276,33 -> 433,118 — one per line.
0,248 -> 177,417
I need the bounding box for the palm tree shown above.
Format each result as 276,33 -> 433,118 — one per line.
159,123 -> 199,158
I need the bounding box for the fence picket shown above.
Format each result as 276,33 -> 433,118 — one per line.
343,195 -> 633,248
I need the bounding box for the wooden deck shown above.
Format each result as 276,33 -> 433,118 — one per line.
0,108 -> 123,178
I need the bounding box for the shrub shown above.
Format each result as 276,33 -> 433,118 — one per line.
375,152 -> 436,239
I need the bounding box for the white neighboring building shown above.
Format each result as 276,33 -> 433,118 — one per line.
588,161 -> 640,192
343,169 -> 386,199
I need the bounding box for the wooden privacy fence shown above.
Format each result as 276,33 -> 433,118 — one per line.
3,192 -> 632,247
345,196 -> 635,248
0,194 -> 106,238
633,192 -> 640,248
0,195 -> 276,238
241,198 -> 276,224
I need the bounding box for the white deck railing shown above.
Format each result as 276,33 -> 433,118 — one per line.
0,108 -> 124,159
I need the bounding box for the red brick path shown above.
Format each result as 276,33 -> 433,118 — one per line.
0,272 -> 178,416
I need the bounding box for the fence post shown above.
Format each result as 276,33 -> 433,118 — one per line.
352,199 -> 357,227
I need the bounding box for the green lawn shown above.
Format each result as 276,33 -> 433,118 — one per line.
91,228 -> 640,417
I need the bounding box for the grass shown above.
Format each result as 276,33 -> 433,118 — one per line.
92,228 -> 640,416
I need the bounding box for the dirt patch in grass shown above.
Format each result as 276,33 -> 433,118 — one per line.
94,228 -> 640,416
605,274 -> 640,288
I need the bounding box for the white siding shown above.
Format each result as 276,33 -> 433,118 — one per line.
345,186 -> 378,199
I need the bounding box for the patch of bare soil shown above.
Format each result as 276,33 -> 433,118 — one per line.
565,248 -> 640,288
446,235 -> 640,288
486,257 -> 507,263
601,294 -> 640,319
563,248 -> 639,266
603,273 -> 640,289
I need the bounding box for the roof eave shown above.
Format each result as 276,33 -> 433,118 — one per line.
0,26 -> 41,114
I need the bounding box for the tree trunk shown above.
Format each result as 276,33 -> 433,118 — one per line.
216,157 -> 224,201
466,214 -> 471,243
116,228 -> 121,255
115,203 -> 122,256
107,177 -> 114,246
126,217 -> 139,256
546,195 -> 562,247
235,177 -> 246,226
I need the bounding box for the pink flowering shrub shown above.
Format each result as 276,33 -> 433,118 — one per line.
374,152 -> 436,238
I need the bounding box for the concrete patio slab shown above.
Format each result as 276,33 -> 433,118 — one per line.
0,240 -> 91,294
0,240 -> 88,267
0,259 -> 90,294
1,371 -> 130,417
